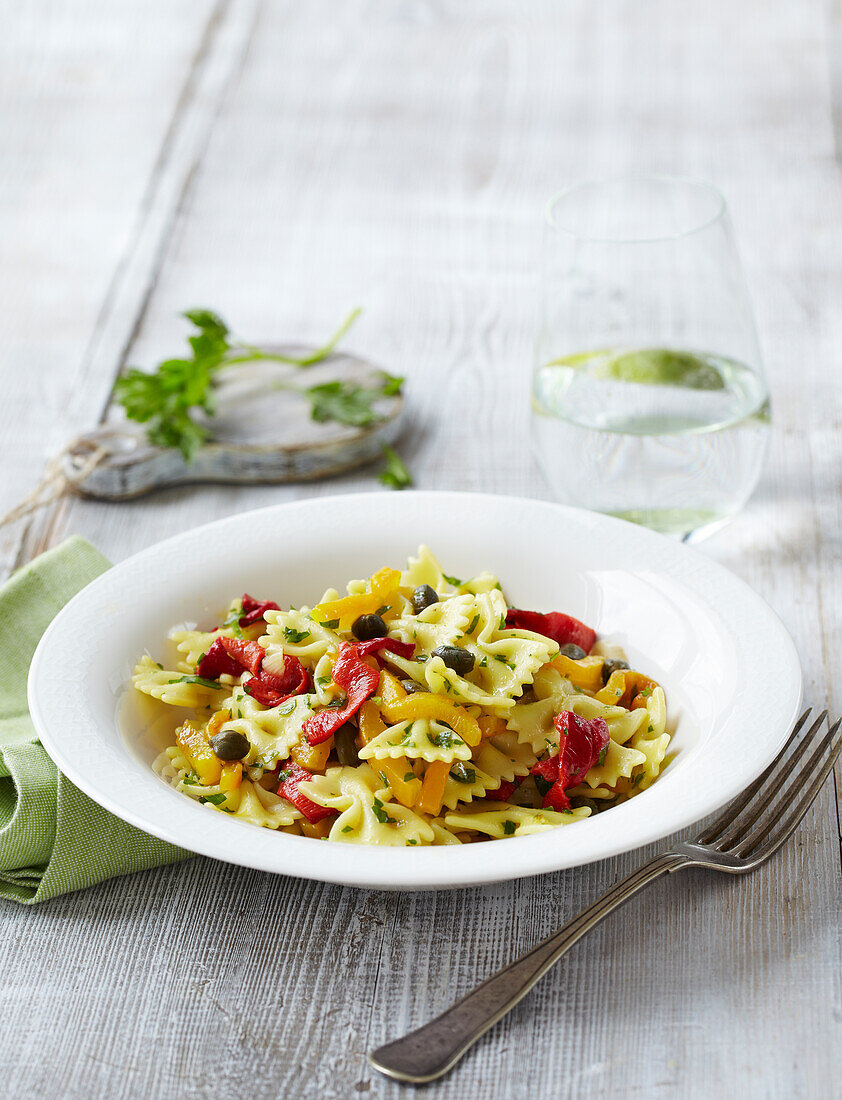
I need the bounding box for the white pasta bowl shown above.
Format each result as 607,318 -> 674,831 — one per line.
28,491 -> 802,890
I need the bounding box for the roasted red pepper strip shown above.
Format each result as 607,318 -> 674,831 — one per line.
218,637 -> 265,675
277,761 -> 334,824
505,608 -> 597,654
304,638 -> 415,745
244,656 -> 310,707
530,711 -> 609,811
198,635 -> 309,709
197,636 -> 265,679
239,593 -> 281,627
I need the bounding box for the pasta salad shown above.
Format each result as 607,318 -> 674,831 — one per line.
136,547 -> 672,845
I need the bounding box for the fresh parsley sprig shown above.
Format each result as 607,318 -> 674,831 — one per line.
114,307 -> 404,462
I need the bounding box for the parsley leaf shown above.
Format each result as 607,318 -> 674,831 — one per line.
306,379 -> 384,427
597,746 -> 608,767
443,573 -> 463,587
378,444 -> 413,490
449,763 -> 476,784
284,627 -> 311,644
466,613 -> 480,635
371,797 -> 397,824
502,820 -> 517,836
379,371 -> 405,396
427,728 -> 459,749
199,792 -> 228,806
167,675 -> 225,689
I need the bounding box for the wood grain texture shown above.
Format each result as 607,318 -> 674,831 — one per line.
0,2 -> 840,1098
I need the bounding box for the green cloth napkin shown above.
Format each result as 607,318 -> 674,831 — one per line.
0,536 -> 191,903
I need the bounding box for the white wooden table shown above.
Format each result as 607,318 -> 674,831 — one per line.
2,2 -> 840,1096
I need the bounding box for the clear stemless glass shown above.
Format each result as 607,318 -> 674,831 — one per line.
531,175 -> 770,542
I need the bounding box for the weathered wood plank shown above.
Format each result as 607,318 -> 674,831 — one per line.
0,2 -> 839,1099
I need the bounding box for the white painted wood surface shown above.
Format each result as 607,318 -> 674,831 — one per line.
1,2 -> 840,1097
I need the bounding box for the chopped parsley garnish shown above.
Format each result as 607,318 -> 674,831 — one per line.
449,763 -> 476,784
428,728 -> 459,749
167,675 -> 225,689
154,661 -> 164,670
372,797 -> 397,824
534,775 -> 553,798
407,838 -> 418,845
597,746 -> 608,767
222,602 -> 245,638
284,627 -> 311,644
498,613 -> 506,631
341,825 -> 354,834
479,656 -> 488,668
374,605 -> 390,616
443,573 -> 463,587
316,675 -> 333,689
403,771 -> 416,782
466,613 -> 480,635
199,792 -> 228,806
502,820 -> 517,836
321,618 -> 340,630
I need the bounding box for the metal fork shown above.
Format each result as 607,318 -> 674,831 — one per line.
369,709 -> 841,1084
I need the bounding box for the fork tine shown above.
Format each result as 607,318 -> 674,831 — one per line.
697,709 -> 815,845
733,717 -> 842,862
710,710 -> 828,849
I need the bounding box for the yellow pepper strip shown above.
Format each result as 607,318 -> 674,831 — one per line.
310,566 -> 402,629
595,670 -> 661,709
376,760 -> 422,809
300,818 -> 334,840
478,714 -> 506,740
358,699 -> 386,744
358,699 -> 422,808
379,670 -> 481,747
550,654 -> 605,693
206,708 -> 231,740
291,735 -> 333,772
417,760 -> 450,816
176,720 -> 222,786
219,762 -> 243,791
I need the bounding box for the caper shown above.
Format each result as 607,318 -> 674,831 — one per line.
432,645 -> 475,676
412,584 -> 439,614
351,613 -> 388,641
210,729 -> 250,761
334,723 -> 360,767
602,657 -> 629,684
400,679 -> 428,695
559,643 -> 587,661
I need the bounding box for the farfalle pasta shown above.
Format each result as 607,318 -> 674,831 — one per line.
137,547 -> 673,845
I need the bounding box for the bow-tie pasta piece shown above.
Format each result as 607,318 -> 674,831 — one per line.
299,765 -> 435,846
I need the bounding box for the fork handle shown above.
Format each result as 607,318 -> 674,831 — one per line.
369,851 -> 689,1084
